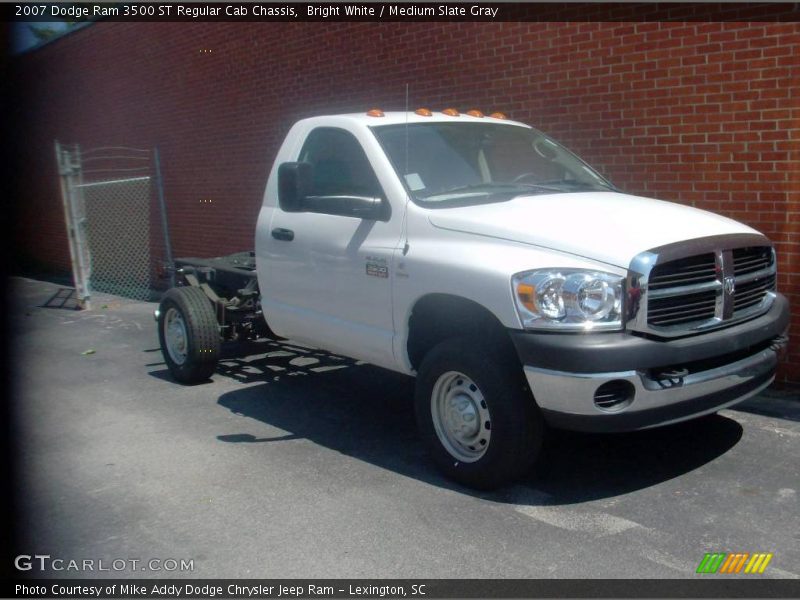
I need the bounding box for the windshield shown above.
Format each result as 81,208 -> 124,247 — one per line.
371,122 -> 614,207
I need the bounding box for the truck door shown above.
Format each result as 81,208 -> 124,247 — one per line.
259,126 -> 401,370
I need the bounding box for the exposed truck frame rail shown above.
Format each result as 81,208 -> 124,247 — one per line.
166,251 -> 271,340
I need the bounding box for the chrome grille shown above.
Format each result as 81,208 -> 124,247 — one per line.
734,274 -> 776,313
733,246 -> 774,276
648,253 -> 716,290
632,236 -> 777,337
648,290 -> 717,327
732,246 -> 776,317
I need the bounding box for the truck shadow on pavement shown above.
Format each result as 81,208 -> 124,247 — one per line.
213,340 -> 744,504
215,339 -> 362,384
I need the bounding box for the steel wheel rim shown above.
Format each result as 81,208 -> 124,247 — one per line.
431,371 -> 491,463
164,307 -> 188,365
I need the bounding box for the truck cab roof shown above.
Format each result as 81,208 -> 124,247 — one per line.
297,111 -> 530,128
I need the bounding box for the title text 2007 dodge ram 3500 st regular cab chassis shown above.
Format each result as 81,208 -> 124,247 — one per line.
156,109 -> 790,489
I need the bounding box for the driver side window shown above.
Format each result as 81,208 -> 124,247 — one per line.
299,128 -> 383,198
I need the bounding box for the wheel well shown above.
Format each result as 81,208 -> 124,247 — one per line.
407,294 -> 517,371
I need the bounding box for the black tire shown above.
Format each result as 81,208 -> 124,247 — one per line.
157,286 -> 220,384
414,336 -> 543,490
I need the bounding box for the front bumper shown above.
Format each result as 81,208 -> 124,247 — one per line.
511,293 -> 790,433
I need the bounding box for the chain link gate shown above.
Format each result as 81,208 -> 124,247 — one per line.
55,142 -> 174,308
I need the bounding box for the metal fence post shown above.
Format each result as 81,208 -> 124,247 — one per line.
55,141 -> 91,309
154,147 -> 175,289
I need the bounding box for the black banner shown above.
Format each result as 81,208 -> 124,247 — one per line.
2,2 -> 799,23
5,579 -> 800,599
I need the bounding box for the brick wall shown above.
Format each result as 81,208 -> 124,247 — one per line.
9,7 -> 800,382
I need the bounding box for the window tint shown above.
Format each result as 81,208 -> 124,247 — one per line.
372,122 -> 612,206
299,128 -> 382,198
377,126 -> 483,196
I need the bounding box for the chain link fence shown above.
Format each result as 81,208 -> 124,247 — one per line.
55,143 -> 173,307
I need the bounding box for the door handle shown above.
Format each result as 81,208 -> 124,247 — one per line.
271,228 -> 294,241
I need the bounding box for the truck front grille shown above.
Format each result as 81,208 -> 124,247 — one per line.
642,243 -> 776,334
648,290 -> 717,327
648,253 -> 716,290
734,273 -> 776,312
733,246 -> 773,276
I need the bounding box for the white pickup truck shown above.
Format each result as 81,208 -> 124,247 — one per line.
156,108 -> 790,489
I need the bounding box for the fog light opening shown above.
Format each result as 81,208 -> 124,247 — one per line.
593,380 -> 635,412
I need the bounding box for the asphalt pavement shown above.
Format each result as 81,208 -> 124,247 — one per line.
9,276 -> 800,579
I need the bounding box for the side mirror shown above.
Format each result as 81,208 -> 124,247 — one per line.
277,162 -> 312,212
278,161 -> 390,221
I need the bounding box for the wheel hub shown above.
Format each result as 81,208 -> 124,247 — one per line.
163,307 -> 188,365
431,371 -> 491,463
446,394 -> 480,441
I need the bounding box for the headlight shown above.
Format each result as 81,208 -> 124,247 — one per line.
512,270 -> 624,331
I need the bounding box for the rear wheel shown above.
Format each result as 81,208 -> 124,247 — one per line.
415,336 -> 543,489
158,286 -> 220,384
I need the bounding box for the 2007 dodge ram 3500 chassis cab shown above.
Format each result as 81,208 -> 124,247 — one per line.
157,109 -> 790,489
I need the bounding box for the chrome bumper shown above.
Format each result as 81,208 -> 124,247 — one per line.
525,340 -> 786,432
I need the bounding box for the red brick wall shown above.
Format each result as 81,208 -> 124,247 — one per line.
9,9 -> 800,383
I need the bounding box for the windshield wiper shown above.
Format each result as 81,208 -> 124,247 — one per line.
511,182 -> 570,193
425,182 -> 516,199
536,179 -> 617,191
426,182 -> 562,199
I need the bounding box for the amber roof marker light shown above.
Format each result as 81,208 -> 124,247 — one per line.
489,111 -> 508,120
415,108 -> 433,117
442,108 -> 460,117
466,109 -> 484,118
366,108 -> 385,117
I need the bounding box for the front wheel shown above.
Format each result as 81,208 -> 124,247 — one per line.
414,336 -> 543,490
157,286 -> 220,384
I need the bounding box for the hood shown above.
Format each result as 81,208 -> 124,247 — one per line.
427,192 -> 762,268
